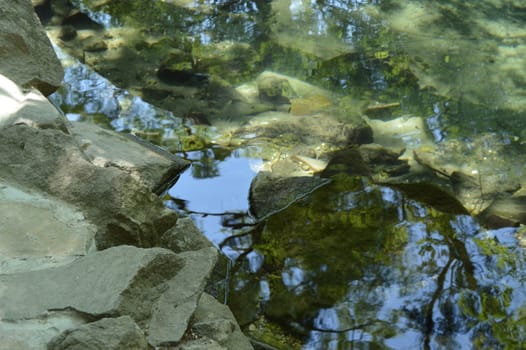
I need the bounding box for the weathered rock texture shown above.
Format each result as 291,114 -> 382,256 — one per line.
71,121 -> 189,194
0,4 -> 253,350
48,316 -> 149,350
0,0 -> 63,95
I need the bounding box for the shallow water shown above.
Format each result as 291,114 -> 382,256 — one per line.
46,1 -> 526,349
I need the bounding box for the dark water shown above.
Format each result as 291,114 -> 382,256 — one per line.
47,1 -> 526,349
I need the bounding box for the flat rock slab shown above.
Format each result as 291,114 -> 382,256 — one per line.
0,181 -> 96,273
71,122 -> 189,194
48,316 -> 148,350
0,245 -> 183,320
0,0 -> 63,95
148,247 -> 218,346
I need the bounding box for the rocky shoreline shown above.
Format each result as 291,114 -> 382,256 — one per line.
0,1 -> 253,349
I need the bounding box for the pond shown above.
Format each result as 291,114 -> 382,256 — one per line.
42,0 -> 526,349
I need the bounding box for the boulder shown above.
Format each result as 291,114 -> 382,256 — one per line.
192,293 -> 254,350
0,74 -> 69,132
0,123 -> 177,248
0,0 -> 63,95
70,121 -> 189,194
1,246 -> 183,320
0,180 -> 96,273
47,316 -> 148,350
147,247 -> 219,346
160,216 -> 214,253
0,246 -> 183,349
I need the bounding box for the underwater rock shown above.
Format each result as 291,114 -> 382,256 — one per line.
320,144 -> 409,180
478,196 -> 526,228
389,182 -> 469,215
289,95 -> 332,116
257,74 -> 295,105
249,171 -> 331,220
59,25 -> 77,41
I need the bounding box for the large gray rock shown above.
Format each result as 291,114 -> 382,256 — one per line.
192,293 -> 254,350
0,74 -> 182,248
71,121 -> 189,194
0,180 -> 96,273
0,122 -> 177,248
1,246 -> 183,320
148,247 -> 218,346
0,74 -> 70,132
0,0 -> 63,95
47,316 -> 148,350
0,246 -> 183,350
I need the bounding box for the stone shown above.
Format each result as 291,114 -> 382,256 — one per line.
71,121 -> 189,194
47,316 -> 148,350
0,74 -> 70,133
192,293 -> 254,350
0,246 -> 183,349
249,171 -> 331,220
148,247 -> 219,346
257,75 -> 295,105
178,338 -> 227,350
1,246 -> 183,321
191,319 -> 236,345
478,196 -> 526,229
0,123 -> 177,249
0,180 -> 96,274
160,217 -> 214,253
0,0 -> 63,95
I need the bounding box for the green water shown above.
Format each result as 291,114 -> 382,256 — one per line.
46,1 -> 526,349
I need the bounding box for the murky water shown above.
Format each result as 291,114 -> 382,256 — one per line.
44,1 -> 526,349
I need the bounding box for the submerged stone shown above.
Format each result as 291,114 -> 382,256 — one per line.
249,171 -> 331,220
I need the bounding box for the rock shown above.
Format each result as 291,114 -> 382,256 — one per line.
192,293 -> 254,350
0,74 -> 70,133
234,111 -> 372,150
289,95 -> 332,116
178,338 -> 227,350
47,316 -> 148,350
148,247 -> 219,346
59,25 -> 77,41
191,319 -> 236,345
0,246 -> 183,349
71,121 -> 189,194
257,75 -> 295,105
478,196 -> 526,229
160,217 -> 214,253
0,180 -> 96,273
1,246 -> 183,320
389,182 -> 469,215
0,123 -> 177,248
0,0 -> 63,95
249,172 -> 331,220
81,36 -> 108,52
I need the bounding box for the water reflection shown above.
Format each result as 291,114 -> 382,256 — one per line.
44,1 -> 526,349
167,147 -> 262,250
225,174 -> 526,349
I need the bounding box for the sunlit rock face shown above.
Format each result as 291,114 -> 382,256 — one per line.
0,0 -> 63,95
